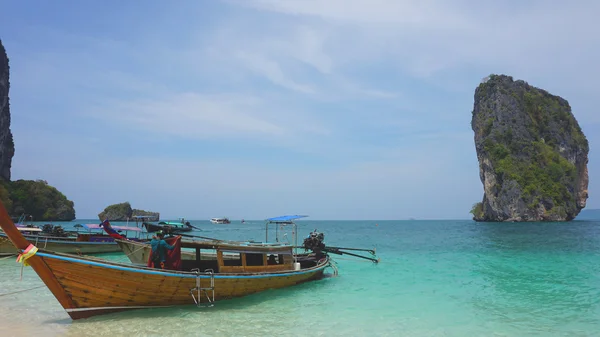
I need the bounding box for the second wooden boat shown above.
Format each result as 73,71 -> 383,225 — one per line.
0,223 -> 148,256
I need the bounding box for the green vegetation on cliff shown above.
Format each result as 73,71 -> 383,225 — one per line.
99,202 -> 159,221
484,140 -> 576,213
132,208 -> 159,220
470,202 -> 484,219
99,202 -> 132,221
0,179 -> 75,221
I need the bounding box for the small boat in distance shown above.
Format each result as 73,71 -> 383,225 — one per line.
210,217 -> 230,224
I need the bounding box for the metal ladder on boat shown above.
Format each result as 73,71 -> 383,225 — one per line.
190,268 -> 215,307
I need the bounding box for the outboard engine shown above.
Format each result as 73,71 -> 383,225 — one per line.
42,224 -> 54,234
302,229 -> 326,252
52,225 -> 66,237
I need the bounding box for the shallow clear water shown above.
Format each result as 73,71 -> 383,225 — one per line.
1,219 -> 600,336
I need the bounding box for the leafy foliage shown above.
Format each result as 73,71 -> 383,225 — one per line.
485,136 -> 577,209
132,209 -> 159,221
470,202 -> 484,219
98,202 -> 133,221
1,179 -> 75,221
522,90 -> 588,151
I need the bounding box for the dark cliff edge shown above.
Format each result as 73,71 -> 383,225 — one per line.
0,40 -> 14,181
0,40 -> 75,221
99,202 -> 159,222
470,74 -> 589,222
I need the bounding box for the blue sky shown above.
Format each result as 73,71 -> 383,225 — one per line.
1,0 -> 598,220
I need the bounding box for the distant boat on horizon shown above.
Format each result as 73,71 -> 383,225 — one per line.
210,217 -> 231,224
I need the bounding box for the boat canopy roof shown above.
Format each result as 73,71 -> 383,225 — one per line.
178,238 -> 294,254
15,227 -> 42,232
82,223 -> 143,232
265,215 -> 308,224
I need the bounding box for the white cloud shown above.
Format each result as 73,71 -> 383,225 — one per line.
97,93 -> 284,138
219,0 -> 600,126
230,0 -> 600,80
80,92 -> 341,156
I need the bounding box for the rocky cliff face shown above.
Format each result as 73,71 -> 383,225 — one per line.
471,75 -> 589,222
0,41 -> 75,220
0,40 -> 14,181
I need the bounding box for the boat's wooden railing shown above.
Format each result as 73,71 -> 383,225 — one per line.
217,251 -> 295,273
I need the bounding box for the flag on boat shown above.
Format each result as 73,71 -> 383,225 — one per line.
99,219 -> 126,240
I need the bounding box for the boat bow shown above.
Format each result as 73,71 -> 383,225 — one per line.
0,200 -> 78,316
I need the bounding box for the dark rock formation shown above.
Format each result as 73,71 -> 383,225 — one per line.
99,202 -> 159,221
471,74 -> 589,222
0,40 -> 14,181
132,209 -> 159,222
0,41 -> 75,221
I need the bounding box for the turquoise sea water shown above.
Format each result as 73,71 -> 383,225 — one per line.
1,219 -> 600,336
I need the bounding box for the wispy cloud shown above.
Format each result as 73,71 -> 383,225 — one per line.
232,0 -> 600,83
234,51 -> 315,93
96,93 -> 285,138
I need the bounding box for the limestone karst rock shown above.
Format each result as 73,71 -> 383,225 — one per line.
471,75 -> 589,222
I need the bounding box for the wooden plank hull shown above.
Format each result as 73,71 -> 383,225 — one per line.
0,237 -> 122,256
36,251 -> 328,319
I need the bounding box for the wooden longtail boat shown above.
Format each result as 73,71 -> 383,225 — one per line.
0,205 -> 332,320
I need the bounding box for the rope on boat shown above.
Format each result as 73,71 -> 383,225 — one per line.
0,285 -> 45,297
327,260 -> 339,277
329,256 -> 381,263
124,244 -> 149,258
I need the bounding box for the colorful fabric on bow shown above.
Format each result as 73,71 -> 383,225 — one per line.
16,244 -> 38,266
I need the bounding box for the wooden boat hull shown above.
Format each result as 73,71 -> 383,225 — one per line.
35,251 -> 328,319
0,235 -> 124,256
